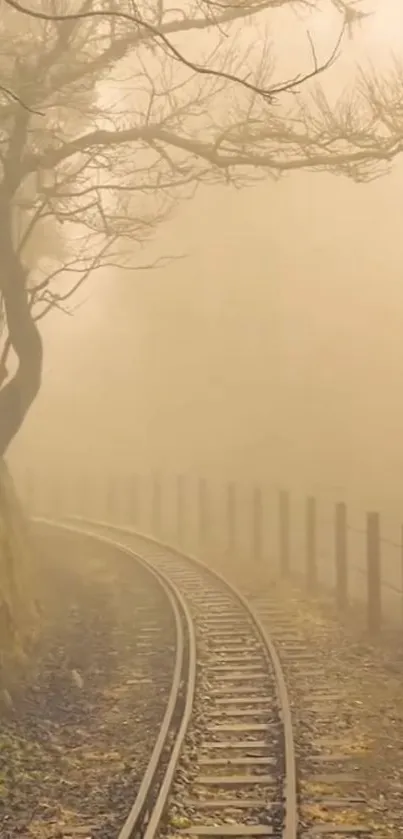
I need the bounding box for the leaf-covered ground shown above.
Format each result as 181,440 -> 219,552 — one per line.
0,526 -> 176,839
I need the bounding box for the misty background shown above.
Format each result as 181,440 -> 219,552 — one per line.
8,0 -> 403,536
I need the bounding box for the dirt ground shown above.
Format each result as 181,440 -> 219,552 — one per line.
0,526 -> 176,839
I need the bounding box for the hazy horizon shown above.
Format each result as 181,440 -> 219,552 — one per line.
9,0 -> 403,524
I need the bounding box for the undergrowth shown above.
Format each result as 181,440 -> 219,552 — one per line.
0,461 -> 39,692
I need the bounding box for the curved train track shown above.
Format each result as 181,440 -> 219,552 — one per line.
34,518 -> 371,839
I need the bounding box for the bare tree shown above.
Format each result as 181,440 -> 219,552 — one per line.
0,0 -> 397,456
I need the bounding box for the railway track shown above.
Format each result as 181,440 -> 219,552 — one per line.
32,520 -> 195,839
35,518 -> 372,839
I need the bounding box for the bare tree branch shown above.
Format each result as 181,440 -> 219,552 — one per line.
0,0 -> 399,453
3,0 -> 348,105
0,82 -> 44,115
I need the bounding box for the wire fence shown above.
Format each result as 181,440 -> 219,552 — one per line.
17,468 -> 403,635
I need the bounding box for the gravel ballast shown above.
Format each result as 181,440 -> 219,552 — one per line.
211,556 -> 403,839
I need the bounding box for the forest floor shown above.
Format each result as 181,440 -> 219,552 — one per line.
0,526 -> 175,839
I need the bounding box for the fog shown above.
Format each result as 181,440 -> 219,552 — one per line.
8,0 -> 403,528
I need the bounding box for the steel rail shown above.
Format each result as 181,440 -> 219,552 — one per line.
34,517 -> 197,839
61,515 -> 298,839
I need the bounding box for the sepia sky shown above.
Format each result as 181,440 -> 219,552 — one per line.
10,0 -> 403,523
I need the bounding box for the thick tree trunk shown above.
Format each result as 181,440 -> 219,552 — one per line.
0,196 -> 43,456
0,460 -> 39,687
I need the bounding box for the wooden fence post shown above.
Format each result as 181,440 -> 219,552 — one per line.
279,490 -> 290,576
129,474 -> 137,526
151,474 -> 162,537
252,486 -> 263,563
122,474 -> 136,526
306,496 -> 317,592
198,477 -> 208,554
106,475 -> 116,522
176,474 -> 185,548
136,474 -> 143,530
77,473 -> 87,518
51,473 -> 61,519
227,482 -> 236,559
70,473 -> 77,517
401,525 -> 403,627
366,511 -> 381,635
335,502 -> 348,610
25,468 -> 34,515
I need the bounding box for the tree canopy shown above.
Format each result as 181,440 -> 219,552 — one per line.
0,0 -> 402,455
